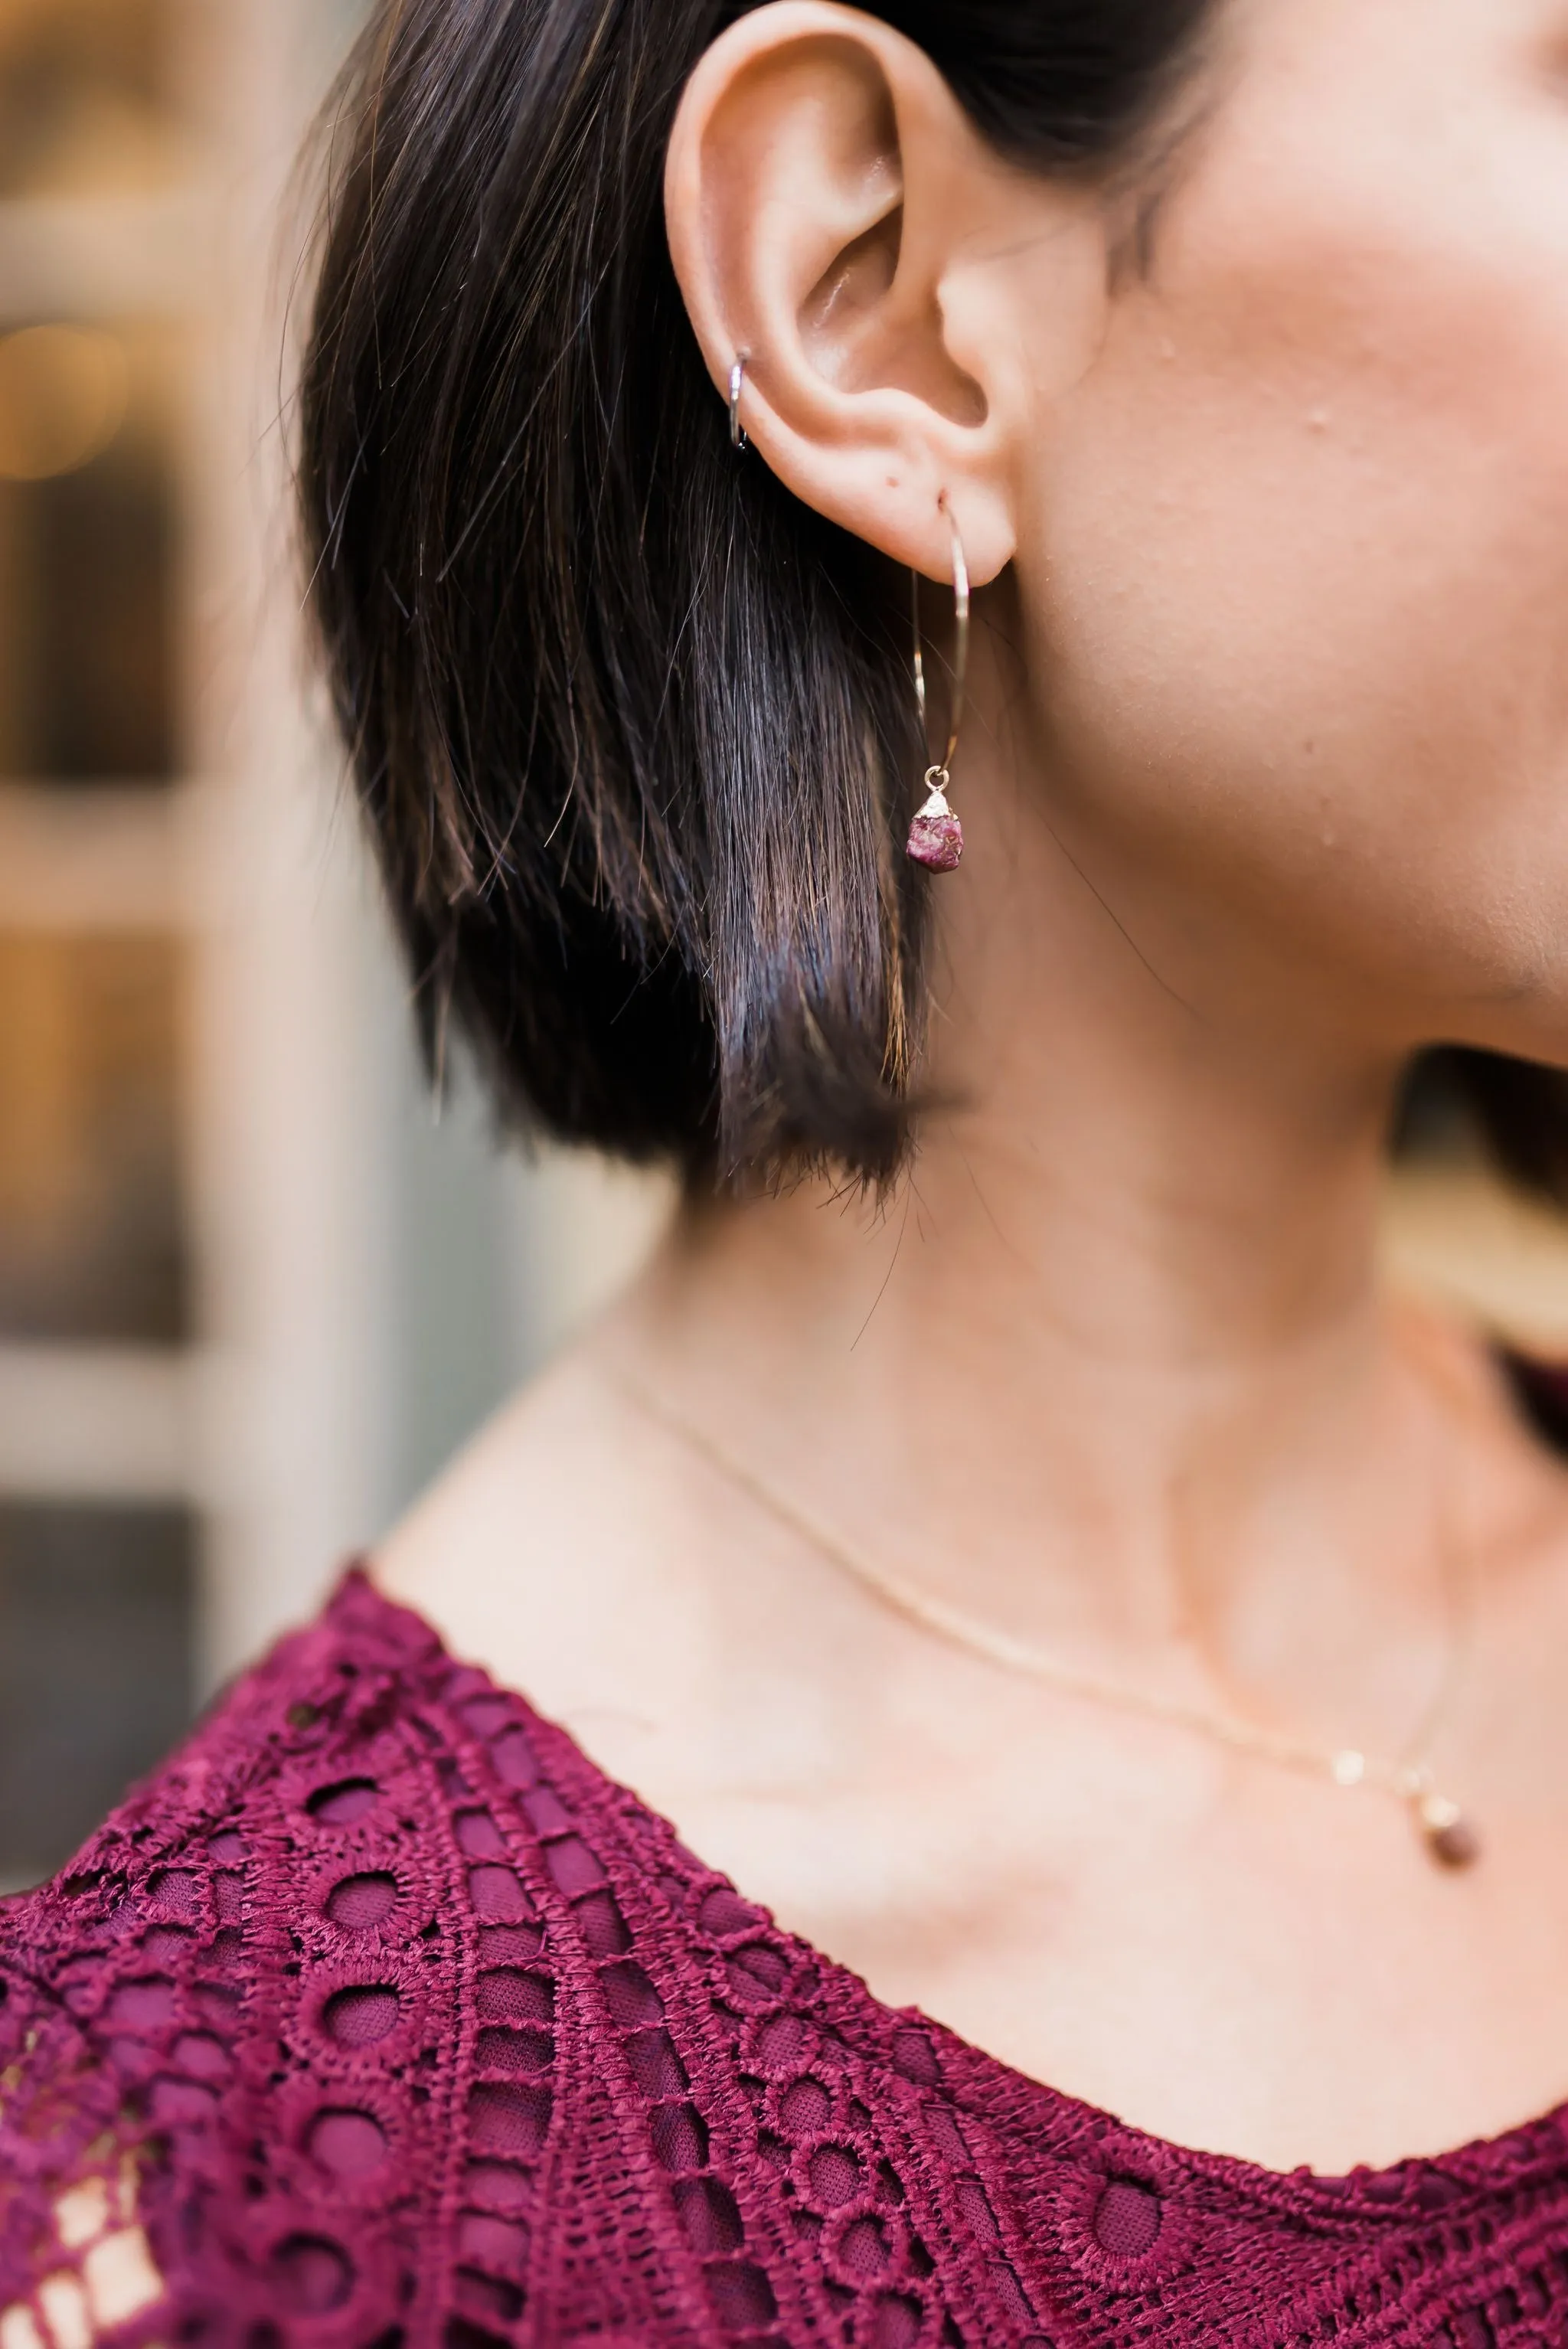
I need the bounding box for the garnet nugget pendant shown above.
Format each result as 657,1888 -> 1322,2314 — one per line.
906,498 -> 970,874
906,779 -> 965,871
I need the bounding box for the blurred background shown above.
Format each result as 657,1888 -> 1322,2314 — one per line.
0,0 -> 671,1891
2,0 -> 1568,1896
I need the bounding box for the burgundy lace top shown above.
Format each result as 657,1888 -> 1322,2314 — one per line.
4,1568 -> 1568,2349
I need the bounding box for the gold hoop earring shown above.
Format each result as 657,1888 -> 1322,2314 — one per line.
729,353 -> 749,452
906,498 -> 969,872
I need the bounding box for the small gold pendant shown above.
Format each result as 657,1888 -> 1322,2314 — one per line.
1414,1789 -> 1481,1870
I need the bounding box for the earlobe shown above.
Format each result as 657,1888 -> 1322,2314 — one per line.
664,0 -> 1037,587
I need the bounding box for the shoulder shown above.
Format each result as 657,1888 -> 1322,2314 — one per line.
0,1562 -> 448,2032
0,1573 -> 483,2343
372,1346 -> 783,1809
0,1563 -> 1166,2349
0,1565 -> 453,2014
0,1568 -> 920,2349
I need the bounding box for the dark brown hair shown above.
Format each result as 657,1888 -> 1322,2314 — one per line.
298,0 -> 1568,1201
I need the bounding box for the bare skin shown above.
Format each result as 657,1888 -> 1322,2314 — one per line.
378,0 -> 1568,2175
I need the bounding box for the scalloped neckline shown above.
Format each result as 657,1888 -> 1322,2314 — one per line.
351,1565 -> 1568,2220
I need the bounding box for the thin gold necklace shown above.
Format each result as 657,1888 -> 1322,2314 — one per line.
609,1371 -> 1481,1871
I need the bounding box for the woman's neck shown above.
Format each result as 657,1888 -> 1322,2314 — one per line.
374,658 -> 1568,2186
604,675 -> 1497,1748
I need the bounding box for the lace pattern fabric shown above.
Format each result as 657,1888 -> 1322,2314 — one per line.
3,1568 -> 1568,2349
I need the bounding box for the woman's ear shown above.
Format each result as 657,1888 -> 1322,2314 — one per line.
665,0 -> 1109,587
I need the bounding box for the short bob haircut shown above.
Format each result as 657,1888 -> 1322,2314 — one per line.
299,0 -> 1568,1201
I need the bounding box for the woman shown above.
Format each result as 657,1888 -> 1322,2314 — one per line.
8,0 -> 1568,2340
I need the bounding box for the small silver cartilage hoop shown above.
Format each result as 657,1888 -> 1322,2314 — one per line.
729,354 -> 749,451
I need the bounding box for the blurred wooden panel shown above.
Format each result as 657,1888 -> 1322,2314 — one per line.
0,1499 -> 194,1889
0,194 -> 207,325
0,320 -> 181,781
0,0 -> 189,201
0,1344 -> 192,1498
0,783 -> 188,926
0,930 -> 188,1342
